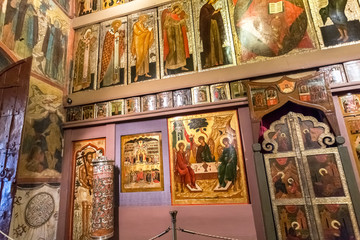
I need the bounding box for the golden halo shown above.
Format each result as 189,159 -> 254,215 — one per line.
176,140 -> 187,151
276,171 -> 285,179
111,20 -> 122,28
331,220 -> 341,230
287,177 -> 294,185
219,135 -> 231,148
303,129 -> 309,134
84,28 -> 92,38
291,221 -> 300,230
319,168 -> 328,176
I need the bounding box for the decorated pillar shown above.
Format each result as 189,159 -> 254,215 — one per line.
91,156 -> 115,239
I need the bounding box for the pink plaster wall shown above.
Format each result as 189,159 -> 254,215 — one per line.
118,205 -> 257,240
58,108 -> 263,239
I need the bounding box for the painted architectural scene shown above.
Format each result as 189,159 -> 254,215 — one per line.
121,133 -> 164,192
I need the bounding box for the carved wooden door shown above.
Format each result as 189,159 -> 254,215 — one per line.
262,112 -> 360,240
0,57 -> 32,238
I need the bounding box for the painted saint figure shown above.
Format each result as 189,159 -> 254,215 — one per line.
73,28 -> 97,92
217,137 -> 237,187
99,20 -> 125,87
319,0 -> 349,42
162,3 -> 190,75
199,0 -> 225,68
131,14 -> 154,82
41,20 -> 67,81
2,0 -> 38,56
190,135 -> 215,163
79,151 -> 94,193
175,142 -> 196,190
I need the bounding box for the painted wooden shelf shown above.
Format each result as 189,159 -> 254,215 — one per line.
65,43 -> 360,107
63,98 -> 248,129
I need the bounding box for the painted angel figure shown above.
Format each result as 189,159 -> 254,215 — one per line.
162,3 -> 190,75
189,135 -> 215,163
174,142 -> 196,191
131,14 -> 154,82
73,28 -> 97,92
217,137 -> 237,188
99,20 -> 125,87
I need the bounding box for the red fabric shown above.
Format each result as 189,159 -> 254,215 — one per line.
325,204 -> 340,213
239,0 -> 304,56
285,205 -> 298,213
163,12 -> 190,60
176,151 -> 196,187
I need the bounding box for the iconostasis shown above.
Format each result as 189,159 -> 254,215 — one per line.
61,0 -> 360,240
60,108 -> 258,239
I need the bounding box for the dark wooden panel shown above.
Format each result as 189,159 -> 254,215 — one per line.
0,116 -> 11,150
0,57 -> 32,238
0,86 -> 17,117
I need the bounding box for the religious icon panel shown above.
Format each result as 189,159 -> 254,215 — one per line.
128,9 -> 159,84
192,0 -> 236,71
157,91 -> 173,109
230,81 -> 247,99
71,138 -> 106,240
17,77 -> 64,182
306,154 -> 345,198
173,89 -> 192,107
227,0 -> 317,63
307,0 -> 360,48
266,157 -> 303,199
98,17 -> 128,89
125,97 -> 141,114
121,132 -> 164,192
72,24 -> 100,93
101,0 -> 127,10
262,112 -> 360,239
158,1 -> 197,78
141,94 -> 157,112
110,99 -> 125,116
95,102 -> 108,118
344,117 -> 360,179
75,0 -> 100,16
319,64 -> 348,86
210,83 -> 231,102
315,204 -> 359,240
338,94 -> 360,116
276,205 -> 312,240
82,105 -> 95,120
67,106 -> 82,121
343,60 -> 360,82
191,86 -> 210,105
167,110 -> 249,205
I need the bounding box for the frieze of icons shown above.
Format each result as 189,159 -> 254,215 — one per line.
66,59 -> 360,122
71,0 -> 360,94
67,80 -> 245,121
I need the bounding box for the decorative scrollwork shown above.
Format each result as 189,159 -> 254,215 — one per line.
262,115 -> 291,153
296,114 -> 335,149
263,142 -> 276,153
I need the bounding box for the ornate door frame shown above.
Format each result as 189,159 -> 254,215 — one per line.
261,112 -> 360,240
